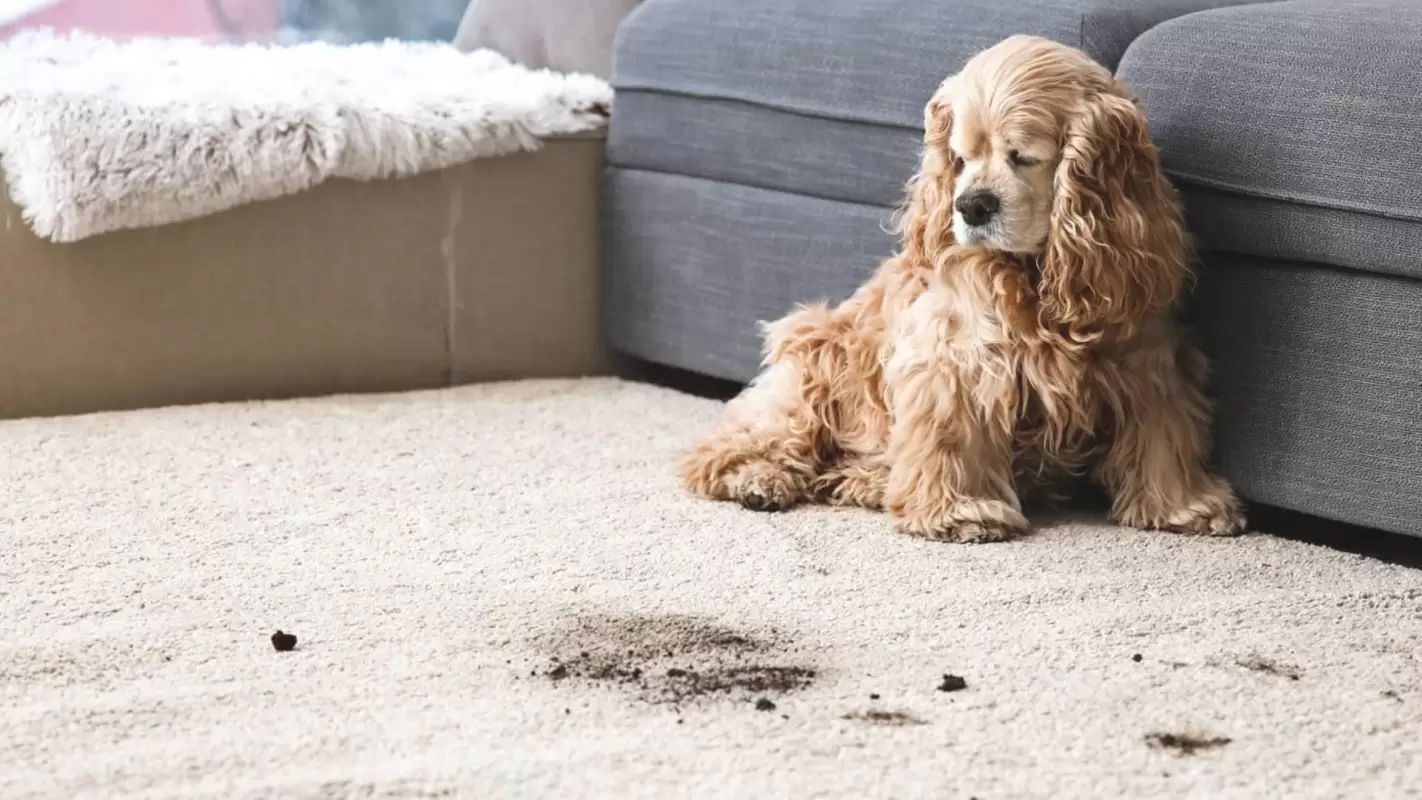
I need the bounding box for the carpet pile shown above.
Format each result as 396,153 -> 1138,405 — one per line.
3,379 -> 1419,798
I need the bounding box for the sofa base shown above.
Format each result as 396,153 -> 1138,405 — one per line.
1191,254 -> 1422,537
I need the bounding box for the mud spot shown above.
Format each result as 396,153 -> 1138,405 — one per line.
1236,655 -> 1301,681
531,613 -> 817,707
937,674 -> 968,693
1146,732 -> 1231,755
843,709 -> 926,727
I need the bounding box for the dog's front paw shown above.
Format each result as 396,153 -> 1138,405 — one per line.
681,443 -> 802,511
892,498 -> 1029,543
1115,480 -> 1246,536
724,459 -> 802,512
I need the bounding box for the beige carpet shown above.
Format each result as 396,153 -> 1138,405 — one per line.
3,378 -> 1420,799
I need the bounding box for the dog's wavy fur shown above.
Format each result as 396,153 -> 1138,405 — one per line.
681,36 -> 1245,542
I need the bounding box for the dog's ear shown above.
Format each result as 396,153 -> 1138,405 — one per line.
1041,87 -> 1188,338
897,78 -> 959,267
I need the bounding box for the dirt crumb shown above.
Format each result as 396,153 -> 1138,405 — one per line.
270,631 -> 297,652
754,697 -> 776,712
1132,653 -> 1143,663
1146,732 -> 1232,755
937,674 -> 968,693
843,709 -> 926,727
1236,655 -> 1301,680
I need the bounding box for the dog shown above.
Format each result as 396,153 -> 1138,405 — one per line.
680,35 -> 1246,543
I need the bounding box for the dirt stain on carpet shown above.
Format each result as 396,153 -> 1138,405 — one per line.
1235,654 -> 1302,681
530,613 -> 818,706
843,709 -> 927,727
1146,731 -> 1232,755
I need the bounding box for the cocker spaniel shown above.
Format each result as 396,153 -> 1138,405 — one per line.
681,35 -> 1246,542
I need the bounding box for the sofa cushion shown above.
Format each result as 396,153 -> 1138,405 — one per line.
614,0 -> 1272,129
1119,0 -> 1422,280
608,90 -> 921,209
604,168 -> 895,381
608,0 -> 1272,207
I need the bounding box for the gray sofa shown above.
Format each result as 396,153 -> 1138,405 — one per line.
602,0 -> 1422,537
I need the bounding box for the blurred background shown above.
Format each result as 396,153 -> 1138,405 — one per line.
0,0 -> 469,43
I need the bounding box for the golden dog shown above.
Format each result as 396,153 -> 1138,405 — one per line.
682,35 -> 1245,542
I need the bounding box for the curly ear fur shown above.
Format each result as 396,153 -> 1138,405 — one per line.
1042,88 -> 1188,338
897,87 -> 957,269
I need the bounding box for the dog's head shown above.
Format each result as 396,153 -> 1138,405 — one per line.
901,35 -> 1188,332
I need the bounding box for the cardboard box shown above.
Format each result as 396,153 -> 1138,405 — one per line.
0,136 -> 607,419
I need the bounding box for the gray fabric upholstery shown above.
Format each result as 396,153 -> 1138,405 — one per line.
1119,0 -> 1422,276
1190,254 -> 1422,536
608,0 -> 1274,208
613,0 -> 1275,129
1181,186 -> 1422,281
606,92 -> 920,209
604,169 -> 893,381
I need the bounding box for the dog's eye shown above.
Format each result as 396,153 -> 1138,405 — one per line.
1008,149 -> 1037,168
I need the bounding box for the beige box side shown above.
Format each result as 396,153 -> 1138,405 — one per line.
448,136 -> 609,382
0,138 -> 607,419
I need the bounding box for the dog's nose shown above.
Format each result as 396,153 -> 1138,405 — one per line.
955,190 -> 1000,227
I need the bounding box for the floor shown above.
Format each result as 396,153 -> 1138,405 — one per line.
4,378 -> 1420,798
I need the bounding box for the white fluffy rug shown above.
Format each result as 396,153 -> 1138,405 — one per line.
4,379 -> 1420,798
0,32 -> 611,242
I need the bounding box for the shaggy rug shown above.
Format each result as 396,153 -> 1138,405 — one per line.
3,379 -> 1420,799
0,32 -> 611,242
